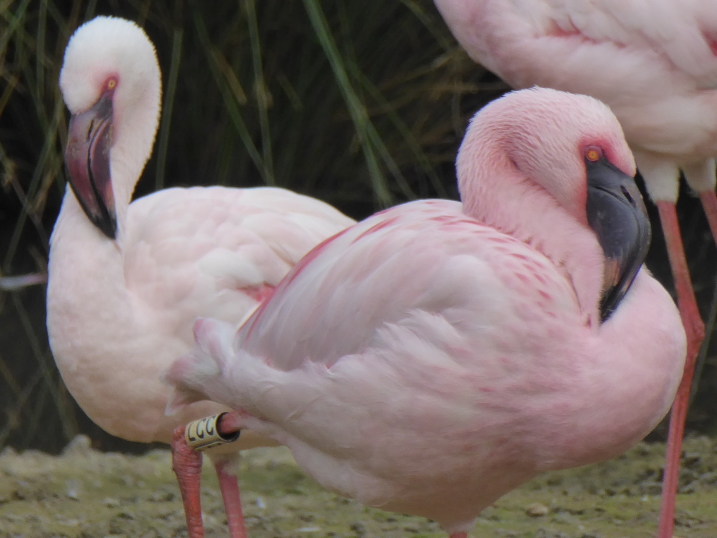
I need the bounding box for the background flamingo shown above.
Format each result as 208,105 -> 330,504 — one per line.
431,2 -> 717,534
166,88 -> 686,538
49,16 -> 354,538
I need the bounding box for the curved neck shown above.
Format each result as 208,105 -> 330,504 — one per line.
50,186 -> 127,297
459,147 -> 605,327
108,150 -> 139,237
107,60 -> 162,235
110,123 -> 159,238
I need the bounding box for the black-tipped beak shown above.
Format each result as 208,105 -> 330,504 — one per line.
585,157 -> 651,322
64,91 -> 116,239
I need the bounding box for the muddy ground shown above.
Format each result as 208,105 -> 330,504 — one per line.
2,435 -> 717,538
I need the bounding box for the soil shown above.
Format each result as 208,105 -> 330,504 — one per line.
2,435 -> 717,538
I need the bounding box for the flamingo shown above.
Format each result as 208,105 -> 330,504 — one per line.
165,88 -> 687,538
48,16 -> 354,538
430,2 -> 717,533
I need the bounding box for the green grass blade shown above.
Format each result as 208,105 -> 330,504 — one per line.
302,0 -> 393,207
193,10 -> 273,185
244,0 -> 274,182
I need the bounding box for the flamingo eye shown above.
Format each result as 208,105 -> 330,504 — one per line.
585,146 -> 603,162
106,78 -> 117,90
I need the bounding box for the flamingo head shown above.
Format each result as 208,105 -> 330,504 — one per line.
458,87 -> 650,322
60,16 -> 161,239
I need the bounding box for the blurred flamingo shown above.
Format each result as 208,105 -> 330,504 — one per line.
166,88 -> 686,538
48,16 -> 354,538
432,2 -> 717,533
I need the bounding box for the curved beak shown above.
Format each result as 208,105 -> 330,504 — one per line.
585,157 -> 651,322
64,90 -> 116,239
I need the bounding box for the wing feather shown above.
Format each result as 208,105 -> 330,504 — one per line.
239,199 -> 580,371
122,186 -> 354,344
438,0 -> 717,91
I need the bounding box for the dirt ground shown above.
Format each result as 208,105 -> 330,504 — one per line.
2,435 -> 717,538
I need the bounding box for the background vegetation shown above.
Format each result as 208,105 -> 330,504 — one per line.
0,0 -> 715,454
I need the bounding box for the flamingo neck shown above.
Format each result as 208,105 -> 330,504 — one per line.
47,187 -> 141,440
460,152 -> 605,327
50,185 -> 127,303
104,47 -> 162,235
109,89 -> 161,237
108,152 -> 140,237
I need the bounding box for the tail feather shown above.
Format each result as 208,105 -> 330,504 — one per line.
164,317 -> 236,415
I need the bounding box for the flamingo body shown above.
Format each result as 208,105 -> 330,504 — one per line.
48,184 -> 353,447
177,202 -> 680,530
49,15 -> 354,452
433,0 -> 717,200
431,4 -> 717,534
49,17 -> 354,537
167,88 -> 686,535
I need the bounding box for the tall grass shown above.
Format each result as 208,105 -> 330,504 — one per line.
0,0 -> 504,452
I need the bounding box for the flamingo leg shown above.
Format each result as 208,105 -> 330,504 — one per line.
171,413 -> 246,538
655,201 -> 706,538
211,455 -> 248,538
171,425 -> 206,538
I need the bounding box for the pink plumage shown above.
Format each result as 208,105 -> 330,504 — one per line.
430,4 -> 717,533
49,16 -> 354,538
167,88 -> 686,537
434,0 -> 717,196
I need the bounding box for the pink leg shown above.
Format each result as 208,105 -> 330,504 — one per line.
655,201 -> 706,538
212,455 -> 248,538
171,425 -> 206,538
218,411 -> 245,434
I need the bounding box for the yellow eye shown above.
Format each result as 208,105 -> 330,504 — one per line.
586,147 -> 601,162
107,78 -> 117,90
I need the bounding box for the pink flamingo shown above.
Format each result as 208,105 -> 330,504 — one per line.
165,88 -> 686,538
48,16 -> 354,538
431,2 -> 717,533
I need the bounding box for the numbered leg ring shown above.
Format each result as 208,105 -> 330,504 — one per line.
184,413 -> 241,451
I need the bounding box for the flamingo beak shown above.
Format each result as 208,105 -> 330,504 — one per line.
64,90 -> 116,239
585,157 -> 651,321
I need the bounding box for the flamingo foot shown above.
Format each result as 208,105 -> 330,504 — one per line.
212,455 -> 248,538
171,425 -> 205,538
655,201 -> 706,538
